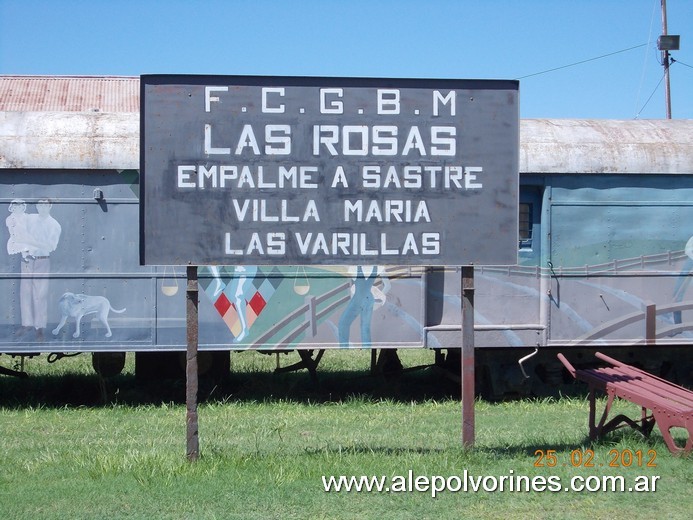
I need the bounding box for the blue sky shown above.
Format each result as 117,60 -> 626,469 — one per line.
1,0 -> 691,119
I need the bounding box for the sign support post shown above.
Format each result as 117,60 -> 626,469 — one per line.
461,265 -> 475,447
186,265 -> 200,461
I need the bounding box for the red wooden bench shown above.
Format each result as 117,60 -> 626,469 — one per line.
557,351 -> 692,455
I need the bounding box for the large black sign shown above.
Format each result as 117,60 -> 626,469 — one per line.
140,75 -> 519,266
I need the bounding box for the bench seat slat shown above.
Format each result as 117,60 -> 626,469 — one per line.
599,361 -> 693,401
572,363 -> 692,401
575,369 -> 693,413
598,368 -> 693,408
595,351 -> 693,393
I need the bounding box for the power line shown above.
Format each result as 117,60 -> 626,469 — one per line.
515,43 -> 648,80
671,58 -> 693,69
635,0 -> 659,118
633,58 -> 687,118
635,71 -> 666,118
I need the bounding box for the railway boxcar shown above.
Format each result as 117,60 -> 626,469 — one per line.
1,76 -> 692,396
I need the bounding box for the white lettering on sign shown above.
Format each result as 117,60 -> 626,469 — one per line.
433,90 -> 456,116
156,80 -> 517,263
225,232 -> 286,255
312,125 -> 456,157
290,232 -> 440,256
343,200 -> 431,223
205,86 -> 228,112
205,124 -> 292,156
228,199 -> 319,222
377,89 -> 400,114
320,88 -> 344,114
204,124 -> 231,155
235,125 -> 261,155
331,166 -> 349,188
261,87 -> 285,113
176,164 -> 319,189
360,165 -> 483,189
224,231 -> 441,257
264,125 -> 292,155
202,86 -> 459,118
177,163 -> 481,192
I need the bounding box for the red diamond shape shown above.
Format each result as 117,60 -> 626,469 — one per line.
248,291 -> 266,315
214,292 -> 231,316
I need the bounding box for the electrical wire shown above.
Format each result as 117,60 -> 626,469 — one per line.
515,43 -> 648,80
635,0 -> 659,117
671,58 -> 693,69
634,71 -> 666,118
633,59 -> 688,118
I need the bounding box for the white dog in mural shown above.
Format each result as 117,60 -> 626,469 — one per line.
52,292 -> 126,338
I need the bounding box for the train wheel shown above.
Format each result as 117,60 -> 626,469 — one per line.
92,352 -> 126,377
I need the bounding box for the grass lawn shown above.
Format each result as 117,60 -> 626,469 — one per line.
0,350 -> 691,519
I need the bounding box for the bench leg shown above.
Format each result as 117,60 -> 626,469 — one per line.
588,390 -> 656,440
592,398 -> 691,455
601,414 -> 652,437
652,412 -> 692,455
641,407 -> 656,437
589,389 -> 616,440
588,389 -> 597,439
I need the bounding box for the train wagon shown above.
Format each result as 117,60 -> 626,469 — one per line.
1,76 -> 692,397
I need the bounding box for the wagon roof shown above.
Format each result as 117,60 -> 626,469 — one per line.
1,75 -> 692,174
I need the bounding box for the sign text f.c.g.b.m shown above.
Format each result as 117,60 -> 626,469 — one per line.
140,75 -> 519,267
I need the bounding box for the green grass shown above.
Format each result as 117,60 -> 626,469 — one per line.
0,351 -> 691,519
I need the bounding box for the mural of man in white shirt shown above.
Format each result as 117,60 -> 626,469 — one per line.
10,199 -> 62,340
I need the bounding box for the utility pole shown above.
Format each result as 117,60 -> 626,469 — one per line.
658,1 -> 681,119
661,0 -> 672,119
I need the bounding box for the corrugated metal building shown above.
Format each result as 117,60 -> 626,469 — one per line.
0,75 -> 139,112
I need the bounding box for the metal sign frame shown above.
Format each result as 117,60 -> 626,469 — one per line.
140,74 -> 519,267
140,74 -> 519,457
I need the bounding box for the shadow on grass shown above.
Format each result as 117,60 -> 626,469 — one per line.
4,362 -> 674,455
301,428 -> 664,457
0,350 -> 594,409
0,365 -> 481,408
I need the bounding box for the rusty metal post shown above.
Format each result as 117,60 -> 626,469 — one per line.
645,303 -> 656,345
186,265 -> 199,461
461,266 -> 475,447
